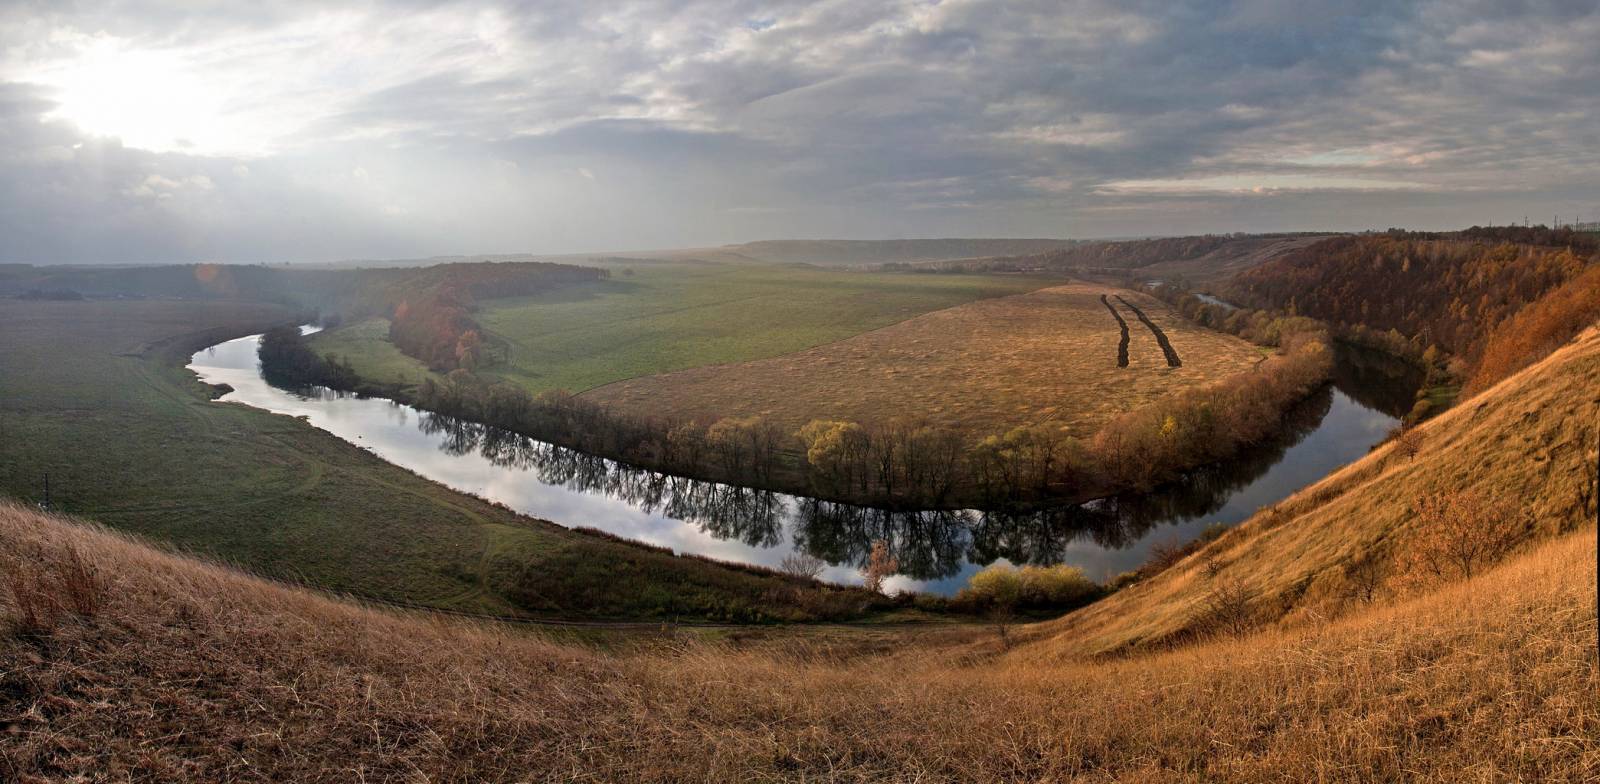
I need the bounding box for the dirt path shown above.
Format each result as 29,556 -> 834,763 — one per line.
1100,294 -> 1130,368
1116,295 -> 1182,368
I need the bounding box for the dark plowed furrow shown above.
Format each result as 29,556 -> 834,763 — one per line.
1101,294 -> 1130,368
1116,295 -> 1182,368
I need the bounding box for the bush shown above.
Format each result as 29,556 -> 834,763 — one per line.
965,564 -> 1023,608
1018,564 -> 1099,606
961,563 -> 1100,611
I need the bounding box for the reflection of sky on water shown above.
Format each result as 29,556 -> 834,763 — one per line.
190,334 -> 1402,595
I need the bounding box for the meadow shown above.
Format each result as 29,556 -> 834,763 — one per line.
0,300 -> 883,622
587,283 -> 1264,438
309,261 -> 1056,395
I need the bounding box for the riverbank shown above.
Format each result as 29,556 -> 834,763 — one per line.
0,300 -> 929,623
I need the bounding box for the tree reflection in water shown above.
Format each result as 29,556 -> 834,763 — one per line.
412,373 -> 1355,581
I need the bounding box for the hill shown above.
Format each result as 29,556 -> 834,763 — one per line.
918,233 -> 1336,283
1224,231 -> 1597,362
725,238 -> 1079,266
1023,326 -> 1599,657
1,327 -> 1594,780
0,500 -> 1591,780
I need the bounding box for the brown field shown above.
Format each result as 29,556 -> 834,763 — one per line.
585,283 -> 1264,438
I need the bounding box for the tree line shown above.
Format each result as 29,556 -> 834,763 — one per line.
1216,227 -> 1600,420
383,263 -> 606,372
257,326 -> 359,389
1222,230 -> 1596,370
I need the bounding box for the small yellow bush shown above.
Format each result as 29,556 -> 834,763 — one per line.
963,563 -> 1099,608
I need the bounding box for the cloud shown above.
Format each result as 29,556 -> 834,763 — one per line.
0,0 -> 1595,263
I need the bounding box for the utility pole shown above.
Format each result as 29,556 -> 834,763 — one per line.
41,472 -> 50,510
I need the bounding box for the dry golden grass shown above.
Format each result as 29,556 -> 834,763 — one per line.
0,500 -> 1592,782
585,283 -> 1262,438
1027,326 -> 1600,658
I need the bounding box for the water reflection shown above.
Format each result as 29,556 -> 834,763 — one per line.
191,335 -> 1414,593
405,378 -> 1339,583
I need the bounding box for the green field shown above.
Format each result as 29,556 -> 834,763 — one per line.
309,262 -> 1056,394
0,300 -> 878,621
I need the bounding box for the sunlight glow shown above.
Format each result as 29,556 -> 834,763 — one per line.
28,38 -> 262,155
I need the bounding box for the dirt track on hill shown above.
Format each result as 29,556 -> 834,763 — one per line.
1116,295 -> 1182,368
1100,294 -> 1130,368
584,283 -> 1260,438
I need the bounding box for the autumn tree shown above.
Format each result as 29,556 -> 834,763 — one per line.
860,539 -> 899,594
797,420 -> 871,493
1393,427 -> 1424,461
1342,550 -> 1388,604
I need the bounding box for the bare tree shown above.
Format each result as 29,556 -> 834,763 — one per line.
778,552 -> 826,581
1199,554 -> 1253,636
1405,490 -> 1524,582
1343,550 -> 1388,604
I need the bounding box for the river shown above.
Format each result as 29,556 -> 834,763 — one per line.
189,332 -> 1419,595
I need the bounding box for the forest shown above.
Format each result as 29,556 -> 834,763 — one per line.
1223,230 -> 1598,368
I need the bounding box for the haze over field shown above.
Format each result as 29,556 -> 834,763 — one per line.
2,0 -> 1598,264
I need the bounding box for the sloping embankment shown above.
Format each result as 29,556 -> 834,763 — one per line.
1019,326 -> 1600,659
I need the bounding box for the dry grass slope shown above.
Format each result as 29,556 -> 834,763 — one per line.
586,283 -> 1261,438
0,500 -> 1592,781
1026,326 -> 1600,658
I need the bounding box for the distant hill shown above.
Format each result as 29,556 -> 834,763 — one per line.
723,238 -> 1080,267
1019,233 -> 1336,283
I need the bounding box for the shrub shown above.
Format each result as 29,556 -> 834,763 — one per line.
965,564 -> 1023,609
1105,570 -> 1141,592
1018,564 -> 1099,606
1403,490 -> 1525,583
961,563 -> 1100,610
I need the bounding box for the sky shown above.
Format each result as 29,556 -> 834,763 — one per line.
1,0 -> 1597,264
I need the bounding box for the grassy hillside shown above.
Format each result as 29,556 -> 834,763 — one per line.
310,261 -> 1056,395
0,300 -> 884,622
1,500 -> 1591,780
1024,326 -> 1600,657
587,283 -> 1263,438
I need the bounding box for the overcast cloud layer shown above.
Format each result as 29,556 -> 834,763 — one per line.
1,0 -> 1596,264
